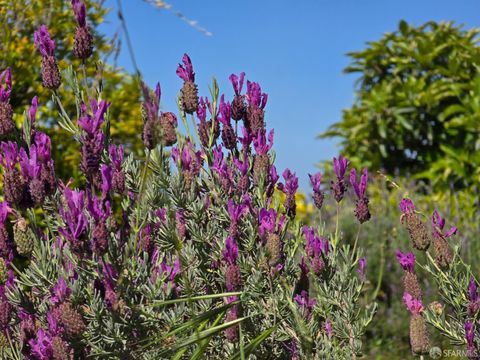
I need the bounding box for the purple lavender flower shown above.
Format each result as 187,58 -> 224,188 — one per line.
252,129 -> 274,184
34,25 -> 56,57
26,96 -> 39,141
331,155 -> 349,203
78,99 -> 109,186
0,202 -> 12,258
400,198 -> 415,214
303,226 -> 329,275
72,0 -> 93,59
0,141 -> 29,206
108,144 -> 125,194
72,0 -> 87,27
430,209 -> 455,267
176,53 -> 195,82
396,250 -> 416,272
222,236 -> 239,265
400,198 -> 431,251
278,168 -> 299,219
177,54 -> 198,114
172,140 -> 203,188
50,277 -> 72,305
294,290 -> 317,320
29,328 -> 53,360
229,72 -> 246,121
245,81 -> 268,135
309,172 -> 324,210
0,68 -> 11,102
100,164 -> 112,199
432,209 -> 457,238
227,200 -> 248,239
325,320 -> 333,338
259,208 -> 285,238
358,257 -> 366,280
34,25 -> 61,90
259,208 -> 286,269
403,292 -> 424,315
176,210 -> 188,240
468,277 -> 479,316
58,187 -> 88,253
218,95 -> 236,150
142,81 -> 161,123
350,167 -> 371,223
0,68 -> 14,136
465,320 -> 476,357
266,164 -> 279,198
234,155 -> 250,194
87,193 -> 111,255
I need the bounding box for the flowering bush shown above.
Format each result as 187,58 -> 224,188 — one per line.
396,197 -> 480,358
0,2 -> 378,359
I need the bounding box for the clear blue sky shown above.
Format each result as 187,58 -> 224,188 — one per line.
101,0 -> 478,189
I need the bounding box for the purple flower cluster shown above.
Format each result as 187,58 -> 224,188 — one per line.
72,0 -> 93,59
302,226 -> 329,276
0,68 -> 15,136
78,99 -> 109,186
34,25 -> 61,90
278,169 -> 299,219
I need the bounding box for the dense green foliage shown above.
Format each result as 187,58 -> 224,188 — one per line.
321,21 -> 480,192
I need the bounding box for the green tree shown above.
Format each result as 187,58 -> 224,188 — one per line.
0,0 -> 142,181
320,21 -> 480,191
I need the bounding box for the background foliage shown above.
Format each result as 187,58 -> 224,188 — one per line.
0,0 -> 142,182
320,21 -> 480,193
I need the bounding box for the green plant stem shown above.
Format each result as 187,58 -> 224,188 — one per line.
81,60 -> 91,101
352,224 -> 362,256
333,202 -> 340,252
371,238 -> 385,302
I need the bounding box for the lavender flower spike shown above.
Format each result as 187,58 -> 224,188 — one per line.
309,172 -> 324,210
72,0 -> 93,59
0,68 -> 15,136
34,25 -> 61,90
395,250 -> 415,272
278,168 -> 299,219
331,155 -> 349,203
177,53 -> 198,114
399,198 -> 431,251
229,72 -> 246,121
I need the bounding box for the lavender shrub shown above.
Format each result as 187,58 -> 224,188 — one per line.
0,2 -> 376,359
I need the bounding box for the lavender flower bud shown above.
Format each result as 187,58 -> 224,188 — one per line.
41,55 -> 61,91
74,26 -> 93,60
403,272 -> 422,300
266,232 -> 283,268
309,173 -> 324,209
52,302 -> 85,337
177,54 -> 198,114
400,199 -> 430,251
431,210 -> 456,267
0,68 -> 15,137
0,258 -> 6,285
0,226 -> 10,260
181,81 -> 199,114
253,154 -> 270,185
245,81 -> 267,135
0,294 -> 12,329
225,306 -> 239,343
331,156 -> 349,203
410,314 -> 430,355
92,221 -> 108,256
13,218 -> 34,256
225,263 -> 242,292
229,73 -> 246,121
159,112 -> 178,147
432,236 -> 453,268
176,210 -> 188,241
52,336 -> 73,360
354,197 -> 371,224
